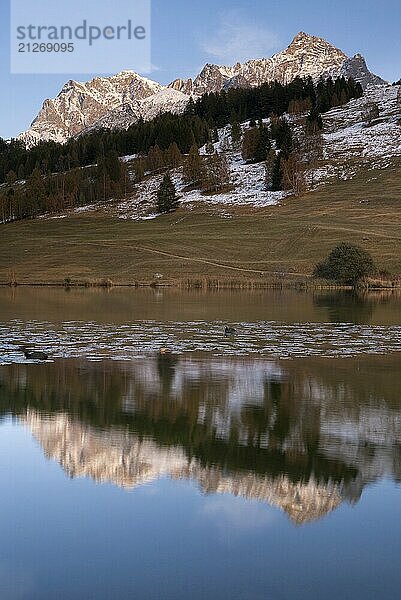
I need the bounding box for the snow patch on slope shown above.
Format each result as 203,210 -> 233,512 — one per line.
37,84 -> 401,221
114,165 -> 284,222
315,84 -> 401,183
83,88 -> 191,134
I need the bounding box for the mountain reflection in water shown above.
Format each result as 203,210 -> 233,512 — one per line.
1,355 -> 401,526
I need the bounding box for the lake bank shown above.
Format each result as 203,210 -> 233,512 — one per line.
1,275 -> 400,291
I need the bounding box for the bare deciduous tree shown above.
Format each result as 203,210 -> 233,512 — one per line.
202,151 -> 231,193
183,144 -> 205,187
280,151 -> 307,196
301,125 -> 324,189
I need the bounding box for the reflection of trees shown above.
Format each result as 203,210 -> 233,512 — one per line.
314,291 -> 375,324
156,352 -> 179,395
2,355 -> 401,492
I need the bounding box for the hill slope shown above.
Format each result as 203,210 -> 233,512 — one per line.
2,158 -> 401,285
80,83 -> 401,220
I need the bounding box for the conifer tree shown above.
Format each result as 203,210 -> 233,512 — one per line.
331,93 -> 340,107
230,121 -> 242,148
340,90 -> 348,106
242,125 -> 271,163
27,167 -> 47,208
205,140 -> 215,154
156,173 -> 180,213
96,154 -> 109,201
272,118 -> 293,153
242,127 -> 259,162
106,150 -> 122,182
255,124 -> 271,162
271,154 -> 283,191
17,164 -> 25,181
265,149 -> 277,190
186,97 -> 196,116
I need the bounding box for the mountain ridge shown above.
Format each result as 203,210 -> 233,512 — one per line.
18,32 -> 386,147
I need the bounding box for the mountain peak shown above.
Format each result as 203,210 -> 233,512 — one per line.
19,32 -> 385,146
291,31 -> 315,43
288,31 -> 344,53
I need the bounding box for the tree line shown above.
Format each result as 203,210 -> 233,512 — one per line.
0,75 -> 363,222
0,150 -> 127,223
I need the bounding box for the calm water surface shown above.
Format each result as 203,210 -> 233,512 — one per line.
1,288 -> 401,599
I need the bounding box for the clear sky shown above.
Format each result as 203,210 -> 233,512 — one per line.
1,0 -> 400,139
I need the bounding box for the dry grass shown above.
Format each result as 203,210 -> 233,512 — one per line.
1,161 -> 401,285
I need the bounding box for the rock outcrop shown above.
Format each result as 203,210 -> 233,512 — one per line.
19,32 -> 385,146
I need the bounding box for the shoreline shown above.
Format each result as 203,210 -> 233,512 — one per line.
0,279 -> 399,291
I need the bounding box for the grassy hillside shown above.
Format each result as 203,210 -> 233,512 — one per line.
1,161 -> 401,285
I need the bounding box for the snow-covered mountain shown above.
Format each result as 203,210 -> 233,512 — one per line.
170,32 -> 384,95
19,70 -> 163,147
19,32 -> 385,147
83,88 -> 191,135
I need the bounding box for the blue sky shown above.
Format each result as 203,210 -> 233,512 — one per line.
1,0 -> 400,139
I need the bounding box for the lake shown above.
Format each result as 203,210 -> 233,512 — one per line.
1,288 -> 401,599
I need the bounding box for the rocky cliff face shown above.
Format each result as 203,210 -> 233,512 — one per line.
18,32 -> 385,147
343,54 -> 386,88
19,71 -> 162,147
173,33 -> 338,93
170,32 -> 384,94
84,88 -> 191,134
